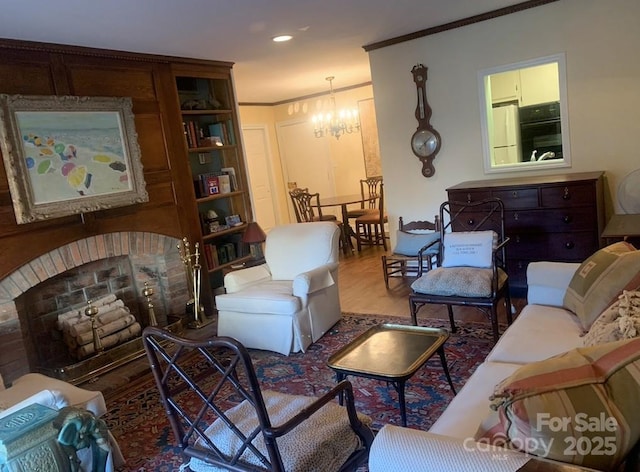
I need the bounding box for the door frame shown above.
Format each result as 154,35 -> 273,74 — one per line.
241,124 -> 281,229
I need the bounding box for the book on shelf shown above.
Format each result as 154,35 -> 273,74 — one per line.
220,167 -> 238,191
218,174 -> 231,194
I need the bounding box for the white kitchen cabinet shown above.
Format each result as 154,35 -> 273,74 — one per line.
489,63 -> 559,106
519,62 -> 560,106
489,70 -> 520,104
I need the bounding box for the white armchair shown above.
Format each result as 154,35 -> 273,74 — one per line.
215,222 -> 341,355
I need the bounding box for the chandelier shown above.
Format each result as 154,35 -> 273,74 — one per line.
312,76 -> 360,140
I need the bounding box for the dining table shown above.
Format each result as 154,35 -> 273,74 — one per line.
317,194 -> 375,254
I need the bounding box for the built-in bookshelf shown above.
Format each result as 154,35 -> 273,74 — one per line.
172,67 -> 253,301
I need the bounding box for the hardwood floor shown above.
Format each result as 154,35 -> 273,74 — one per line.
83,244 -> 522,397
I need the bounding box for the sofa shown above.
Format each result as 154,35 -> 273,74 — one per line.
370,249 -> 640,471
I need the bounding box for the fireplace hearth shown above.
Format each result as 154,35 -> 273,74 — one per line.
0,232 -> 190,385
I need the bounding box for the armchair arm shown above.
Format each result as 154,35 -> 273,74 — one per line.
369,426 -> 528,472
223,264 -> 272,294
292,262 -> 338,297
527,261 -> 581,307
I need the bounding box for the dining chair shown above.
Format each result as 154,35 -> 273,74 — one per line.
288,188 -> 337,223
409,198 -> 512,342
382,216 -> 440,289
143,326 -> 374,472
288,188 -> 350,255
346,176 -> 383,220
354,183 -> 388,251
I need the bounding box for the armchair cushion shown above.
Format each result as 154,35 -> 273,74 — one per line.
393,230 -> 440,256
189,390 -> 370,472
412,267 -> 507,298
442,231 -> 496,268
216,280 -> 300,315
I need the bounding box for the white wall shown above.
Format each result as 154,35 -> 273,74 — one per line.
369,0 -> 640,231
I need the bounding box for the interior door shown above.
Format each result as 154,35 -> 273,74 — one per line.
276,119 -> 336,220
242,125 -> 278,232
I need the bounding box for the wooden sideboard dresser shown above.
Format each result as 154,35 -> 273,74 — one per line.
446,171 -> 605,296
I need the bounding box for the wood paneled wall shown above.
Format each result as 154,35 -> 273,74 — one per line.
0,39 -> 231,282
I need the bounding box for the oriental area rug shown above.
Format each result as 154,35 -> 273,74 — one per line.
104,313 -> 497,471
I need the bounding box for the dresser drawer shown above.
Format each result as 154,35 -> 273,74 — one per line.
505,207 -> 598,232
449,211 -> 501,233
505,232 -> 547,258
493,188 -> 539,209
546,232 -> 598,261
540,183 -> 597,208
447,190 -> 491,204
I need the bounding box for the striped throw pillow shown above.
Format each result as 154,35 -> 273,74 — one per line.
477,337 -> 640,470
563,241 -> 640,331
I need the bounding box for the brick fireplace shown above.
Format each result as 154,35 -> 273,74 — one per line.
0,232 -> 190,385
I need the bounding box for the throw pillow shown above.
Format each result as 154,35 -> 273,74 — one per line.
583,290 -> 640,346
563,241 -> 640,331
393,230 -> 440,256
476,337 -> 640,471
441,230 -> 496,268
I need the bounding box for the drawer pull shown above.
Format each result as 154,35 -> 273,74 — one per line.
517,261 -> 524,269
512,191 -> 518,198
467,218 -> 475,226
515,235 -> 521,243
466,193 -> 472,203
563,215 -> 573,224
513,212 -> 519,221
563,187 -> 571,200
565,241 -> 575,249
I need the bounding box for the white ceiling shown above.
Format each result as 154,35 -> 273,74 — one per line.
1,0 -> 525,103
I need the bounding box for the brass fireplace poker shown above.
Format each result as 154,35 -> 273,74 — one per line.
142,282 -> 157,327
177,237 -> 211,329
85,300 -> 103,354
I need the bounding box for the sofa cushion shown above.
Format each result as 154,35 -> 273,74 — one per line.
430,361 -> 520,439
563,241 -> 640,331
583,290 -> 640,346
393,230 -> 440,256
478,337 -> 640,471
486,304 -> 584,364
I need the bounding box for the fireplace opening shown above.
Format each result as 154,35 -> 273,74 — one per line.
7,233 -> 189,385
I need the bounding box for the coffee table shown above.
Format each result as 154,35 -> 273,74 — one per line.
327,323 -> 456,427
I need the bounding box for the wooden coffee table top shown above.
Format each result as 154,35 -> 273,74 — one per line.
327,323 -> 449,380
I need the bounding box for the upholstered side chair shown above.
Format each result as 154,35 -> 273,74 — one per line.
215,222 -> 341,355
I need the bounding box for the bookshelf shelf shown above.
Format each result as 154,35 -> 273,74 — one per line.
172,65 -> 253,310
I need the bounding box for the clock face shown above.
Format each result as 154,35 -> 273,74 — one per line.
411,129 -> 439,158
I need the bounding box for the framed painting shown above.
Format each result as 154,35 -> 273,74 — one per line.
0,94 -> 148,224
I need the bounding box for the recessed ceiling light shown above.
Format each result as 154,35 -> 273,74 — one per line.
272,35 -> 293,43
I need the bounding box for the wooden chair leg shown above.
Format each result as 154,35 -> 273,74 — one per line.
490,307 -> 500,342
382,256 -> 390,289
447,305 -> 457,333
